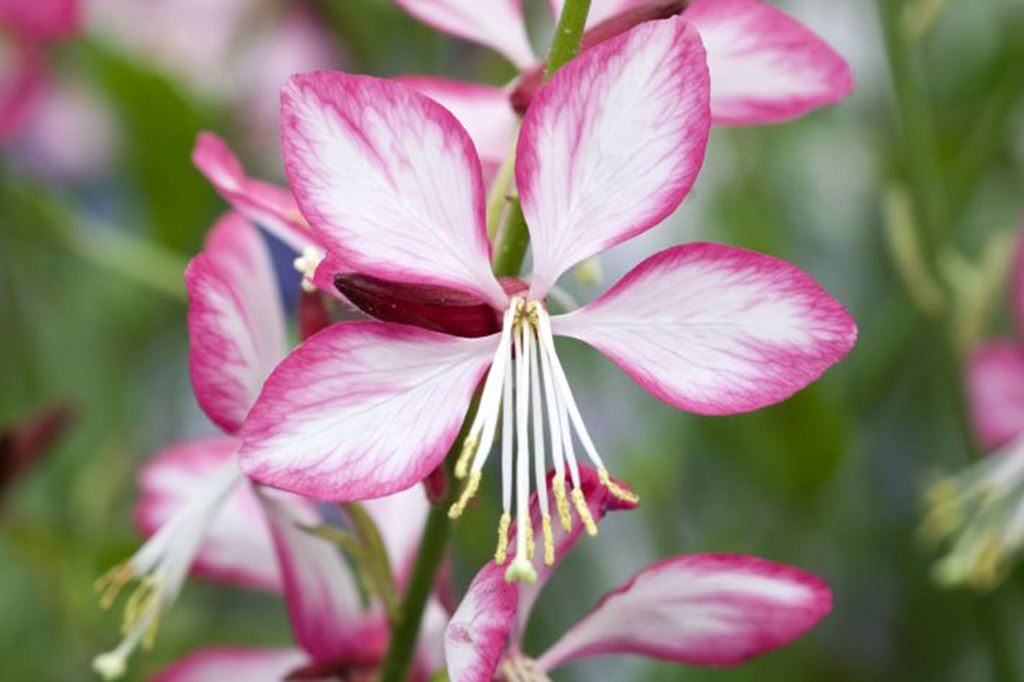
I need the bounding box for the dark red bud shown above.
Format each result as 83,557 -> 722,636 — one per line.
297,289 -> 332,340
511,0 -> 690,115
423,464 -> 448,504
334,273 -> 528,338
0,403 -> 75,501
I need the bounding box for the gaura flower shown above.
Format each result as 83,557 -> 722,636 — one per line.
921,232 -> 1024,590
445,467 -> 832,681
136,433 -> 444,682
93,212 -> 292,677
391,0 -> 853,174
239,16 -> 857,584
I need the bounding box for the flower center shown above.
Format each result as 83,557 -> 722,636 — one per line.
447,297 -> 638,584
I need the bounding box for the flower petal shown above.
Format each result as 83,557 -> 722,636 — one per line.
967,341 -> 1024,451
153,647 -> 309,682
445,562 -> 518,682
0,0 -> 78,42
517,16 -> 710,296
240,322 -> 498,501
185,213 -> 287,434
256,488 -> 387,664
136,436 -> 284,592
191,132 -> 314,253
281,72 -> 506,308
551,243 -> 856,415
0,43 -> 45,142
537,554 -> 832,670
684,0 -> 853,125
398,76 -> 517,174
391,0 -> 535,68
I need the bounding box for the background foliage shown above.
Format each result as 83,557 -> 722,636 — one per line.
2,0 -> 1024,679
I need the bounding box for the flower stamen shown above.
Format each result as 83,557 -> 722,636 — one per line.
292,245 -> 324,293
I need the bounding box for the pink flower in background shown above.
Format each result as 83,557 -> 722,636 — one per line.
0,0 -> 79,142
239,17 -> 856,584
93,212 -> 292,677
445,467 -> 832,681
135,436 -> 442,682
922,231 -> 1024,590
392,0 -> 853,172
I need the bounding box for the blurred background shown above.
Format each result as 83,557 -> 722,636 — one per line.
2,0 -> 1024,679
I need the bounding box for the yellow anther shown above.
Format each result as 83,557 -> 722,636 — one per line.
571,488 -> 597,536
524,514 -> 535,561
969,535 -> 1006,592
542,513 -> 555,566
551,477 -> 572,532
454,436 -> 478,480
95,562 -> 134,610
504,557 -> 537,584
494,512 -> 512,565
448,472 -> 481,519
598,467 -> 640,504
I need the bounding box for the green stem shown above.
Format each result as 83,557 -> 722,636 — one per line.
491,0 -> 593,277
378,3 -> 594,678
546,0 -> 593,77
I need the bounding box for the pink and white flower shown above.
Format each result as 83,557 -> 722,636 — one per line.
921,231 -> 1024,590
239,17 -> 856,584
392,0 -> 853,171
445,467 -> 832,681
132,433 -> 441,682
93,212 -> 291,677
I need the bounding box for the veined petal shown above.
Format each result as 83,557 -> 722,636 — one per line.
551,243 -> 856,415
185,213 -> 287,434
445,562 -> 518,682
153,647 -> 309,682
537,554 -> 832,670
398,76 -> 518,173
136,436 -> 283,592
0,0 -> 78,42
391,0 -> 535,69
684,0 -> 853,125
967,341 -> 1024,451
361,485 -> 430,586
191,132 -> 314,253
282,72 -> 506,308
256,489 -> 385,664
240,322 -> 499,501
517,16 -> 710,297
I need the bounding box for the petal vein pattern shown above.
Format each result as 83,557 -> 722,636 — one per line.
240,322 -> 499,501
281,73 -> 506,308
551,243 -> 856,415
517,17 -> 711,296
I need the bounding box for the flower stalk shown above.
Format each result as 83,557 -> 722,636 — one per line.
377,1 -> 594,678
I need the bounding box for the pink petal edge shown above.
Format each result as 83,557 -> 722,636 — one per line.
239,322 -> 499,501
684,0 -> 853,126
551,242 -> 857,416
537,553 -> 832,670
516,16 -> 710,297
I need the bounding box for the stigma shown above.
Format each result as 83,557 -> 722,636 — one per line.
448,297 -> 638,583
920,437 -> 1024,590
293,245 -> 324,293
